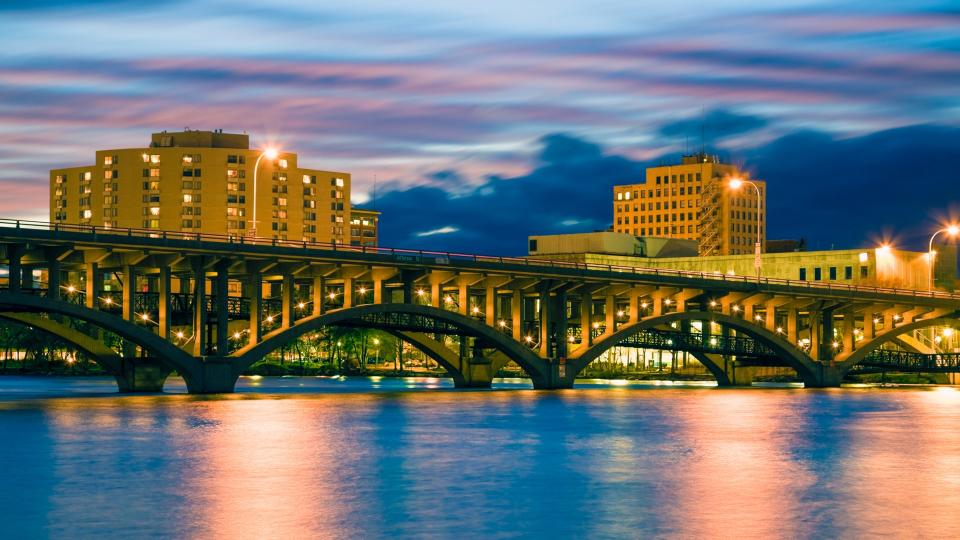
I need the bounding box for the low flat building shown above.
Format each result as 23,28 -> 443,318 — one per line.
528,232 -> 698,259
528,232 -> 956,291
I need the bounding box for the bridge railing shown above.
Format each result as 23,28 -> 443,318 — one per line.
2,218 -> 959,301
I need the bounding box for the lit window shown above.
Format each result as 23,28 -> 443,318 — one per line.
302,175 -> 313,184
150,154 -> 160,164
150,207 -> 160,216
141,153 -> 150,163
625,191 -> 631,200
182,155 -> 193,164
334,177 -> 345,187
82,209 -> 92,219
83,171 -> 92,181
103,156 -> 114,165
183,194 -> 193,203
278,159 -> 288,169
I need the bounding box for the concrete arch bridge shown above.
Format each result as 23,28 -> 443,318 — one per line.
2,220 -> 959,393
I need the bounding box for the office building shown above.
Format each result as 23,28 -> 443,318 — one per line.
50,130 -> 351,244
613,153 -> 766,256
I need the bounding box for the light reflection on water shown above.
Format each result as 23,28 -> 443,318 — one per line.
1,376 -> 960,538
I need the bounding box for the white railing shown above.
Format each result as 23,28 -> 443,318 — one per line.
1,218 -> 959,301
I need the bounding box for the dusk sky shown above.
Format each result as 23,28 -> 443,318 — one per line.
2,0 -> 958,254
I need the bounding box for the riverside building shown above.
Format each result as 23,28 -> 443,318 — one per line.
50,129 -> 354,244
613,153 -> 766,257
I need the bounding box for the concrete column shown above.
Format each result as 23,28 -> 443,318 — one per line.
652,291 -> 664,317
580,291 -> 593,346
864,312 -> 876,340
764,301 -> 777,332
215,261 -> 229,355
281,274 -> 295,328
192,264 -> 207,357
787,308 -> 798,345
85,262 -> 100,309
122,265 -> 135,323
555,291 -> 568,359
458,281 -> 469,316
7,244 -> 23,293
431,282 -> 441,308
539,284 -> 550,357
628,291 -> 641,324
158,266 -> 171,340
342,278 -> 354,309
604,295 -> 615,334
312,277 -> 323,316
373,279 -> 385,305
401,280 -> 412,304
820,309 -> 835,362
485,286 -> 496,327
47,257 -> 61,301
842,311 -> 855,353
809,310 -> 821,361
121,265 -> 137,359
248,270 -> 262,344
511,290 -> 522,341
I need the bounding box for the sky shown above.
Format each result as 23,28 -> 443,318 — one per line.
1,0 -> 958,254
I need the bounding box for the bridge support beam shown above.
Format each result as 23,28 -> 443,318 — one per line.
114,357 -> 173,393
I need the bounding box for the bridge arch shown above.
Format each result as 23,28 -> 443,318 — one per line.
0,312 -> 123,369
0,292 -> 198,389
231,303 -> 550,385
837,314 -> 960,375
566,311 -> 822,386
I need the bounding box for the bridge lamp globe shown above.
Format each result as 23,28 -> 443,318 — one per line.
471,306 -> 480,314
175,331 -> 185,339
266,315 -> 274,323
263,148 -> 279,161
640,302 -> 648,309
935,336 -> 943,344
943,328 -> 954,338
66,285 -> 76,293
754,314 -> 762,322
592,322 -> 600,329
776,327 -> 783,334
415,288 -> 426,297
140,313 -> 150,322
498,320 -> 507,328
372,338 -> 380,345
297,301 -> 306,310
568,336 -> 575,343
232,331 -> 241,340
616,310 -> 625,318
831,341 -> 839,349
728,177 -> 744,190
358,287 -> 367,295
524,335 -> 533,343
328,292 -> 337,300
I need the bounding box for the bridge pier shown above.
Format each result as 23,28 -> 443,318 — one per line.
182,356 -> 239,394
113,357 -> 173,393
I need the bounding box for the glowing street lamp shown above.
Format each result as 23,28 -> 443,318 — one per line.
729,176 -> 763,279
927,224 -> 959,291
249,147 -> 279,239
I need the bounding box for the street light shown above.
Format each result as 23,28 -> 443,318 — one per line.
927,224 -> 960,291
728,176 -> 763,279
249,147 -> 279,239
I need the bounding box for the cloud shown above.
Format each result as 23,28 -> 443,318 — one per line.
375,125 -> 960,254
416,226 -> 460,237
659,108 -> 768,142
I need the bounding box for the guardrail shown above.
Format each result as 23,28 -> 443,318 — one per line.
2,218 -> 959,301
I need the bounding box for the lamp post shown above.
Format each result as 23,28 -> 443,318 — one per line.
927,224 -> 959,291
249,147 -> 279,238
728,177 -> 763,279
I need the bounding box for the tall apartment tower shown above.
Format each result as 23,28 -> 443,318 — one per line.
612,153 -> 766,256
50,130 -> 352,244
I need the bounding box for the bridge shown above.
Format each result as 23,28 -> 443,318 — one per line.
1,219 -> 959,393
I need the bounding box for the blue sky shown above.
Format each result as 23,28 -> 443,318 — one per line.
1,0 -> 958,253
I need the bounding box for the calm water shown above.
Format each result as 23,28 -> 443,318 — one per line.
1,376 -> 960,539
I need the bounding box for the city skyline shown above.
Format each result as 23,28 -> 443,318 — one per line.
1,0 -> 958,253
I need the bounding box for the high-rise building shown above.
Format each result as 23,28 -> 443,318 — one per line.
349,208 -> 380,247
50,130 -> 352,244
612,153 -> 766,256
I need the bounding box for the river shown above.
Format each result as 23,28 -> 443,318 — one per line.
1,376 -> 959,539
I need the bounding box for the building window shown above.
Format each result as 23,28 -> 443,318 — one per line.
103,156 -> 115,166
333,177 -> 345,187
860,266 -> 868,278
799,268 -> 807,280
844,266 -> 853,280
829,267 -> 837,280
814,268 -> 822,281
